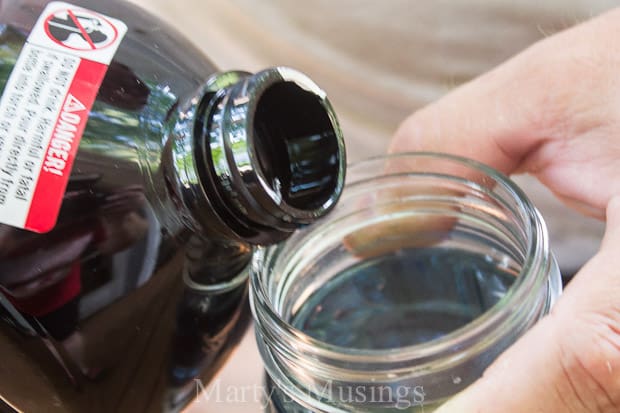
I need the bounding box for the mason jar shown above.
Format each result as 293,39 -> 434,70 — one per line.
250,152 -> 562,412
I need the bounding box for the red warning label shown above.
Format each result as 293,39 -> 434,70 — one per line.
0,2 -> 127,232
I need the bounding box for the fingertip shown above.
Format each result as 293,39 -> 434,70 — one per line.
606,195 -> 620,226
603,195 -> 620,248
389,112 -> 425,154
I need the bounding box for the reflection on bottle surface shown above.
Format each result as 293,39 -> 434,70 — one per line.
0,1 -> 346,412
0,1 -> 244,409
166,283 -> 251,410
293,248 -> 515,349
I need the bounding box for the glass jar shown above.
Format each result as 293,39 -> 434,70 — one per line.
250,152 -> 561,412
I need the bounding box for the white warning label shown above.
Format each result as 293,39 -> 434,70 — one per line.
0,2 -> 127,232
0,45 -> 80,224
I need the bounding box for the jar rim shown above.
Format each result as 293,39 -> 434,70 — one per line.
251,152 -> 553,365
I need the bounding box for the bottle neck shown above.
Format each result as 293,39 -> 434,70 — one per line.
166,68 -> 346,245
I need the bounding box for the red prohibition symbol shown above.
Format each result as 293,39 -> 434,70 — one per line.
44,8 -> 119,51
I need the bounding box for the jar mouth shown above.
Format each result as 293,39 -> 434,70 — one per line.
251,152 -> 555,365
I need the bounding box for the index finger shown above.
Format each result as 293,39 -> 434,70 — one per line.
390,56 -> 545,175
389,8 -> 617,178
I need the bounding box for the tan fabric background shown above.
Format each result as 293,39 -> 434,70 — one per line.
127,2 -> 616,411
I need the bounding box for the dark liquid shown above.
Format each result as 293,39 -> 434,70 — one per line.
292,248 -> 516,349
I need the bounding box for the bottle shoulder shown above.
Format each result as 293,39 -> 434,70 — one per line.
0,0 -> 220,237
0,0 -> 216,88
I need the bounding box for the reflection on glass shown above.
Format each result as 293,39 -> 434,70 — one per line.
0,179 -> 151,380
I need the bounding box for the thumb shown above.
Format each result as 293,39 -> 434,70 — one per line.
434,197 -> 620,412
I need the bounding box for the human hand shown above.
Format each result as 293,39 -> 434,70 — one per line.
391,8 -> 620,412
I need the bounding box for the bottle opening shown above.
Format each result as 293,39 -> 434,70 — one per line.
253,81 -> 340,211
202,68 -> 346,243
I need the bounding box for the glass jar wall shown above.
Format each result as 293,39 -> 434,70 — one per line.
251,153 -> 561,412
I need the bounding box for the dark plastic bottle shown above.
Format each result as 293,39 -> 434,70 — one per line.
0,1 -> 346,412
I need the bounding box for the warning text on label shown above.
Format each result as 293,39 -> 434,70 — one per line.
0,44 -> 79,227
